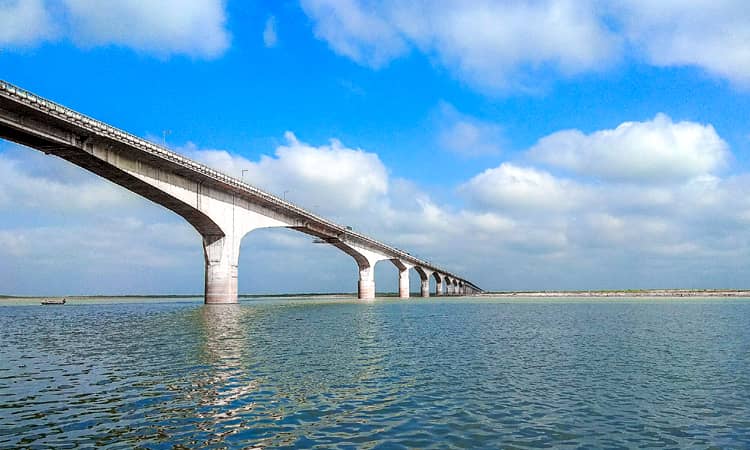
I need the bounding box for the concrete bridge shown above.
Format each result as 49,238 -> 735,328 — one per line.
0,80 -> 482,303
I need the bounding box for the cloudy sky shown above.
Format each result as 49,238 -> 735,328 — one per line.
2,0 -> 750,296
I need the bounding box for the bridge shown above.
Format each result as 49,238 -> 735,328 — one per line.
0,80 -> 482,303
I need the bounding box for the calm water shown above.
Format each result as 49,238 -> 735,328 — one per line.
1,296 -> 750,449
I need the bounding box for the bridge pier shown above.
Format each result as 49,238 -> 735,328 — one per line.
398,268 -> 410,298
198,199 -> 290,304
391,259 -> 413,299
434,273 -> 444,296
415,267 -> 432,298
358,266 -> 376,300
203,235 -> 240,304
332,241 -> 388,300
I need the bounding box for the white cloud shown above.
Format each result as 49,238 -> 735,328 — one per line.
436,103 -> 503,157
0,0 -> 55,46
0,219 -> 201,295
63,0 -> 229,57
0,147 -> 139,212
301,0 -> 619,92
614,0 -> 750,88
0,0 -> 229,58
185,132 -> 389,213
300,0 -> 409,68
0,143 -> 202,296
263,15 -> 277,48
529,113 -> 729,182
459,163 -> 588,212
301,1 -> 750,92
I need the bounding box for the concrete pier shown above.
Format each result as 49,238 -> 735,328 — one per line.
415,267 -> 431,298
398,268 -> 410,298
434,273 -> 444,296
203,235 -> 239,304
358,266 -> 376,300
391,259 -> 413,299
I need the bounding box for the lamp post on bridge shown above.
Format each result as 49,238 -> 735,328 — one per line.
162,130 -> 171,147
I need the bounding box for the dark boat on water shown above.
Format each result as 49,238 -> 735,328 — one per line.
41,298 -> 66,305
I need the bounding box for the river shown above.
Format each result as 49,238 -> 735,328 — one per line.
1,296 -> 749,448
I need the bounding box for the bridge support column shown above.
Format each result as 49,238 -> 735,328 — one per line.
398,268 -> 410,298
420,278 -> 429,297
203,234 -> 241,304
333,241 -> 389,300
200,208 -> 291,305
434,273 -> 444,296
358,266 -> 376,300
415,267 -> 432,298
391,259 -> 413,299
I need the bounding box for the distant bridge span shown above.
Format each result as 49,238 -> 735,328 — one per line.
0,80 -> 482,303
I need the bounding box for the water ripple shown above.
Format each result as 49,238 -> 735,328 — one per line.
1,297 -> 750,448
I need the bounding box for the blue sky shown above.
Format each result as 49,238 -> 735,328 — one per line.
2,0 -> 750,295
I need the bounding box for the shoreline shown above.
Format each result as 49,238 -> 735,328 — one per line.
0,293 -> 354,300
481,289 -> 750,298
3,289 -> 750,301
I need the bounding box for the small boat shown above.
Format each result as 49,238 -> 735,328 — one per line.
41,298 -> 66,305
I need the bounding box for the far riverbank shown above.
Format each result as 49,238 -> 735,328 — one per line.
4,289 -> 750,303
482,289 -> 750,297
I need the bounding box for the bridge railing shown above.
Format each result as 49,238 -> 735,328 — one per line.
0,80 -> 481,290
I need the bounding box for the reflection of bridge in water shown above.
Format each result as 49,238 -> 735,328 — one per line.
0,81 -> 482,302
197,306 -> 257,411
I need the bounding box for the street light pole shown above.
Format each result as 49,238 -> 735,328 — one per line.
162,130 -> 172,147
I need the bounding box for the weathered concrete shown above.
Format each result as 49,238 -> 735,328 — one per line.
0,80 -> 483,302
